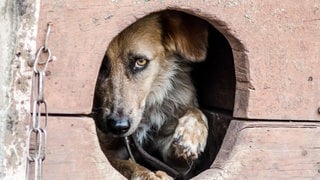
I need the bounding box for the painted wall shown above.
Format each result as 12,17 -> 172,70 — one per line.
0,0 -> 40,178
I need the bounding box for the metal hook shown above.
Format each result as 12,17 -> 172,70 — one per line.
44,22 -> 53,52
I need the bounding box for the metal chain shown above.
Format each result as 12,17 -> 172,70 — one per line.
26,22 -> 53,180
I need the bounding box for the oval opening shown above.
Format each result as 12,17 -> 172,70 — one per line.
93,9 -> 236,179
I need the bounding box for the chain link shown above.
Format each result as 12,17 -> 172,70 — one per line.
26,23 -> 53,180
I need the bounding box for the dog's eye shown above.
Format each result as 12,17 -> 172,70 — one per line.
135,59 -> 148,67
135,59 -> 148,68
129,55 -> 150,73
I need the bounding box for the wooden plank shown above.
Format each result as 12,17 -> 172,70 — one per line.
37,0 -> 320,120
194,120 -> 320,179
39,117 -> 320,179
42,117 -> 124,180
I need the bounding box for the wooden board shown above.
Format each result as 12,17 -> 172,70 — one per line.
37,0 -> 320,120
41,117 -> 124,180
194,120 -> 320,179
40,118 -> 320,179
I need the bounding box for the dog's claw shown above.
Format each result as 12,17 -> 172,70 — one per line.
172,135 -> 182,145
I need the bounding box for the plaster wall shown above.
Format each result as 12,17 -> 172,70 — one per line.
0,0 -> 40,178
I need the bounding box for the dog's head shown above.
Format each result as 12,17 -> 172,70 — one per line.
93,10 -> 208,137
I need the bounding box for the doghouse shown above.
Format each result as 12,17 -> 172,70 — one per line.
1,0 -> 319,179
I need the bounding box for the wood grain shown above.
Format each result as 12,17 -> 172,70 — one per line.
42,117 -> 124,180
37,0 -> 320,120
195,120 -> 320,179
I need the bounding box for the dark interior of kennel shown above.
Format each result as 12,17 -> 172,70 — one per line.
192,24 -> 235,112
190,17 -> 235,175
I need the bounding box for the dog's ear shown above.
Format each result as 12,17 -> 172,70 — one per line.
161,11 -> 209,62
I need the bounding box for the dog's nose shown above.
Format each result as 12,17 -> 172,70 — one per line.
107,116 -> 130,135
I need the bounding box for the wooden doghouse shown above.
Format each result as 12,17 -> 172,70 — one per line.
1,0 -> 319,179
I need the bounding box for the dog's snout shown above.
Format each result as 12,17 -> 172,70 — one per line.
107,115 -> 131,135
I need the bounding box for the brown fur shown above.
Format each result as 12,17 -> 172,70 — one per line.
93,10 -> 209,179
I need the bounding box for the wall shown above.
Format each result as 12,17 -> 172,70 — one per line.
0,0 -> 40,179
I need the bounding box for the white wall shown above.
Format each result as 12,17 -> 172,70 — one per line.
0,0 -> 40,178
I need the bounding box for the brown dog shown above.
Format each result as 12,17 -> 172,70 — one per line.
93,10 -> 209,179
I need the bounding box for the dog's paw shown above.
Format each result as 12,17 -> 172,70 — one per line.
132,170 -> 173,180
172,109 -> 208,160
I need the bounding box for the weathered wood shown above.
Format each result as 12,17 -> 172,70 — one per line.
32,117 -> 320,179
37,0 -> 320,120
35,0 -> 320,178
194,120 -> 320,179
42,117 -> 124,180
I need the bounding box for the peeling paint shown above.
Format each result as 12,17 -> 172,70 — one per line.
0,0 -> 40,179
17,0 -> 27,16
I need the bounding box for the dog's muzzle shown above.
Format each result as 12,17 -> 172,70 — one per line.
106,115 -> 131,135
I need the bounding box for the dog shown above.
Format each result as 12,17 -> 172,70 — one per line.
92,10 -> 210,180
